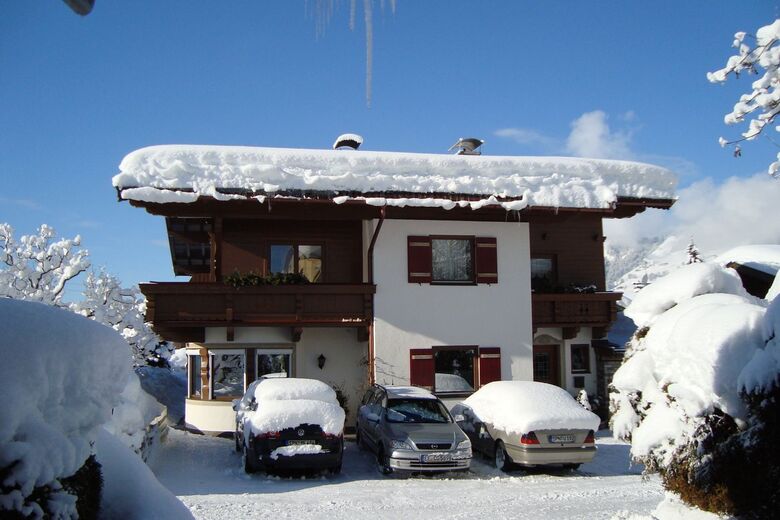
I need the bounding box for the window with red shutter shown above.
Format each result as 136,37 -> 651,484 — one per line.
407,236 -> 432,283
478,347 -> 501,387
409,348 -> 434,390
475,237 -> 498,284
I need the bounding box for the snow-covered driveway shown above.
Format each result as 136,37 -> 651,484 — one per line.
151,430 -> 663,520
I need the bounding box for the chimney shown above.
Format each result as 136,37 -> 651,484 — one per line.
333,133 -> 364,150
449,137 -> 484,155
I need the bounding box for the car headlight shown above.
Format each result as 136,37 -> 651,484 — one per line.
457,439 -> 471,450
390,439 -> 413,450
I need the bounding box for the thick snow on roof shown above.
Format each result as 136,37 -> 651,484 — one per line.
716,244 -> 780,275
463,381 -> 600,434
113,145 -> 677,210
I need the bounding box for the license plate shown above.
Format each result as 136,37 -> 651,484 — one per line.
422,452 -> 452,463
286,440 -> 316,445
549,434 -> 575,444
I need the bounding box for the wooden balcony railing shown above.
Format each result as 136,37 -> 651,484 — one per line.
140,283 -> 376,338
531,292 -> 621,329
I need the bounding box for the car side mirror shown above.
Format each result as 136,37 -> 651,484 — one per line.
453,414 -> 465,423
231,399 -> 240,412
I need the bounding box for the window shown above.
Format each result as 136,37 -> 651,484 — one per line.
210,351 -> 245,399
410,346 -> 501,394
431,238 -> 474,283
408,236 -> 497,284
188,353 -> 202,398
270,244 -> 322,282
531,255 -> 556,292
434,346 -> 476,394
256,350 -> 292,379
571,343 -> 591,373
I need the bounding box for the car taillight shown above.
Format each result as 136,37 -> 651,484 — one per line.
520,432 -> 540,445
584,430 -> 595,444
258,431 -> 280,439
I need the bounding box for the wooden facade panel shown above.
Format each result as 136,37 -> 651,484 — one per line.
220,219 -> 362,283
528,214 -> 606,291
531,293 -> 621,328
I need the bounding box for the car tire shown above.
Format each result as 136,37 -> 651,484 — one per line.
243,443 -> 259,474
376,446 -> 393,475
494,440 -> 511,472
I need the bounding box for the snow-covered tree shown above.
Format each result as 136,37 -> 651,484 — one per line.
576,389 -> 592,411
0,223 -> 90,305
708,19 -> 780,178
685,238 -> 703,264
74,269 -> 172,367
610,263 -> 779,517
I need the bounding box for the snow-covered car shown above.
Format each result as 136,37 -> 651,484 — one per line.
451,381 -> 600,471
233,378 -> 345,474
356,385 -> 472,475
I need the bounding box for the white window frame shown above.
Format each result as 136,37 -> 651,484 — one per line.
208,348 -> 246,400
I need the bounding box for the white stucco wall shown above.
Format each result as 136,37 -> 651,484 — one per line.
371,219 -> 533,387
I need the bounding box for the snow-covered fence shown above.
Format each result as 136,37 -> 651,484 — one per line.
139,406 -> 169,463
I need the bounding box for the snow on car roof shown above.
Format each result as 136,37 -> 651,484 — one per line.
113,144 -> 677,210
717,244 -> 780,276
463,381 -> 600,434
383,385 -> 438,399
251,377 -> 338,404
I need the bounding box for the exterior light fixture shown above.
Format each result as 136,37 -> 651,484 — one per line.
317,354 -> 326,370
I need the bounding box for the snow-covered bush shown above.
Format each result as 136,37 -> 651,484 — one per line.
0,223 -> 89,306
0,299 -> 128,518
610,262 -> 779,518
74,269 -> 172,367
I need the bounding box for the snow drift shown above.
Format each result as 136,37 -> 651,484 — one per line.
464,381 -> 600,434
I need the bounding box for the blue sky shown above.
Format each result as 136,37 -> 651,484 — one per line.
0,1 -> 776,294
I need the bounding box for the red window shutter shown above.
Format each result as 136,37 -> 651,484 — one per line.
475,237 -> 498,284
478,347 -> 501,387
409,348 -> 434,390
407,236 -> 432,283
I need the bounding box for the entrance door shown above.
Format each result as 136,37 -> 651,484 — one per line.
533,345 -> 561,387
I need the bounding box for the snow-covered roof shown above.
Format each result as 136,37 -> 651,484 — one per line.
113,145 -> 677,211
717,244 -> 780,276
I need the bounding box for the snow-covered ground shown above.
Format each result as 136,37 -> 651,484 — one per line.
151,430 -> 663,520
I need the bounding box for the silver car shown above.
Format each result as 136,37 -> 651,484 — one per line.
355,385 -> 472,475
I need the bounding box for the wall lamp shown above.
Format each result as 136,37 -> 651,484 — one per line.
317,354 -> 327,370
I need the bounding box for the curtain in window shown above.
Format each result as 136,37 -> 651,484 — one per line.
432,239 -> 472,281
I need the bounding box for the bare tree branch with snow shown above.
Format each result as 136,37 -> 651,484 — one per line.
708,19 -> 780,178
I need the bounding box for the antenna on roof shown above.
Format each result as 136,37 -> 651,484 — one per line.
448,137 -> 484,155
333,133 -> 364,150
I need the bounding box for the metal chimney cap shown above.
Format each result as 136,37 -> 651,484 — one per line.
449,137 -> 484,155
333,133 -> 364,150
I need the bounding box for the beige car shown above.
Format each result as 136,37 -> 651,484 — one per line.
451,381 -> 599,471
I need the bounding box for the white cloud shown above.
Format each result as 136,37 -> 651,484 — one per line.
604,173 -> 780,256
565,110 -> 633,160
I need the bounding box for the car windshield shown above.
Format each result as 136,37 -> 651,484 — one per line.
385,398 -> 451,424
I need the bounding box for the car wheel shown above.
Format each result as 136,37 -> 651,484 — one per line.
376,446 -> 393,475
494,440 -> 511,472
243,443 -> 259,474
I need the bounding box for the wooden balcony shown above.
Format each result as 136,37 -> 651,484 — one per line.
140,282 -> 376,342
532,292 -> 621,334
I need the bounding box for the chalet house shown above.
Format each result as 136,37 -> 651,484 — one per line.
113,142 -> 676,434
